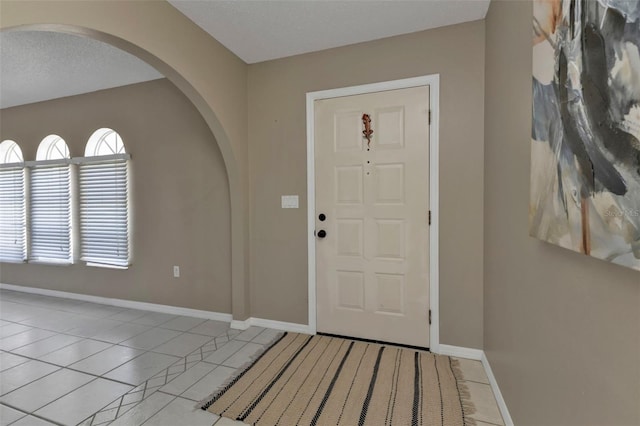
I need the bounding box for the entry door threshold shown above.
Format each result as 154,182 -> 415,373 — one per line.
317,332 -> 430,352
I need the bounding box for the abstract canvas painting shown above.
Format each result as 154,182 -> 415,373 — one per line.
531,0 -> 640,271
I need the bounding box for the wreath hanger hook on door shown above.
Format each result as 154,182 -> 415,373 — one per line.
362,113 -> 373,148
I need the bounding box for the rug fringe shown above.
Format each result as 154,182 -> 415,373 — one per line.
196,331 -> 287,411
449,358 -> 477,426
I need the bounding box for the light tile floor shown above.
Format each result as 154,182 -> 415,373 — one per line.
0,289 -> 504,426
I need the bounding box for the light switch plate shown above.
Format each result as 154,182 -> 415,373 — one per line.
281,195 -> 299,209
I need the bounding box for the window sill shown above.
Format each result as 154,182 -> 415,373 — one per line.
86,262 -> 129,270
28,260 -> 73,266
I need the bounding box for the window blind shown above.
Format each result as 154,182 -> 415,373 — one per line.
0,165 -> 26,262
29,163 -> 72,263
78,156 -> 129,267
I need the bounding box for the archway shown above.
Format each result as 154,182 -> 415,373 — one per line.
1,0 -> 250,320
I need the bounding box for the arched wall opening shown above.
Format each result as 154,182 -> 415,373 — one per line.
1,2 -> 250,320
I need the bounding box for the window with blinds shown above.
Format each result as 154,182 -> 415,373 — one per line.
29,135 -> 73,263
78,128 -> 130,268
77,157 -> 130,267
1,130 -> 131,268
0,140 -> 26,263
29,163 -> 72,263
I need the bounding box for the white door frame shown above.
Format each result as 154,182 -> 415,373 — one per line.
306,74 -> 440,353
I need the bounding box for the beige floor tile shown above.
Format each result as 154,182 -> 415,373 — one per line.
13,333 -> 82,358
158,316 -> 207,332
69,344 -> 144,375
144,396 -> 219,426
0,323 -> 31,339
103,351 -> 180,385
20,311 -> 88,333
119,328 -> 182,350
251,328 -> 282,345
0,329 -> 56,351
109,392 -> 174,426
106,308 -> 150,322
0,352 -> 30,372
0,302 -> 46,322
34,378 -> 132,425
188,320 -> 230,337
203,340 -> 246,365
0,360 -> 59,396
40,338 -> 112,366
91,322 -> 151,344
220,342 -> 263,368
0,403 -> 26,425
67,318 -> 124,338
233,327 -> 264,342
10,415 -> 56,425
159,362 -> 218,397
464,381 -> 504,426
1,368 -> 94,412
181,365 -> 236,401
454,357 -> 489,384
151,332 -> 213,357
131,312 -> 177,327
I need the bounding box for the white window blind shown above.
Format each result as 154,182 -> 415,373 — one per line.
77,155 -> 130,267
29,162 -> 72,263
0,165 -> 26,262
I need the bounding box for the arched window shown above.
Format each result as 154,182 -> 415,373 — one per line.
85,128 -> 125,156
78,128 -> 130,267
30,135 -> 72,263
36,134 -> 70,160
0,140 -> 26,262
0,140 -> 24,164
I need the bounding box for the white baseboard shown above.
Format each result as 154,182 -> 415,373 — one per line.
250,317 -> 311,334
437,343 -> 513,425
1,283 -> 511,423
230,316 -> 311,334
438,344 -> 483,360
482,352 -> 514,426
0,283 -> 233,322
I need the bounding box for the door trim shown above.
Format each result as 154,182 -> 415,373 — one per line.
306,74 -> 441,353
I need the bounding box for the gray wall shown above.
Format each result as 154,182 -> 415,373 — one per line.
0,79 -> 232,314
248,21 -> 486,348
484,1 -> 640,424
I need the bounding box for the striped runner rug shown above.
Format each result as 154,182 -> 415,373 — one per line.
201,333 -> 475,425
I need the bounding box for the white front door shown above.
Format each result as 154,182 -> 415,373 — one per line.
314,86 -> 430,348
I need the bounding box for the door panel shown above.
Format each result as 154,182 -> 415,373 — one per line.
315,86 -> 430,347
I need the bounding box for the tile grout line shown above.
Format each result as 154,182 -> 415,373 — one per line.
1,401 -> 67,426
1,299 -> 221,343
78,329 -> 266,425
9,335 -> 89,362
0,346 -> 152,389
2,292 -> 271,426
2,317 -> 231,378
137,394 -> 180,426
74,332 -> 244,425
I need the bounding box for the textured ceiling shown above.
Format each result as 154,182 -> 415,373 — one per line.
168,0 -> 491,64
0,2 -> 490,107
0,31 -> 163,109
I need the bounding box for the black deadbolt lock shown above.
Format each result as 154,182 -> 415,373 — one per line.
317,230 -> 327,238
319,214 -> 326,221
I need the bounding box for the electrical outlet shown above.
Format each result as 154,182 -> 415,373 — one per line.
173,266 -> 180,278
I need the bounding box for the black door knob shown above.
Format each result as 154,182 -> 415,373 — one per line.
319,214 -> 326,221
317,230 -> 327,238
